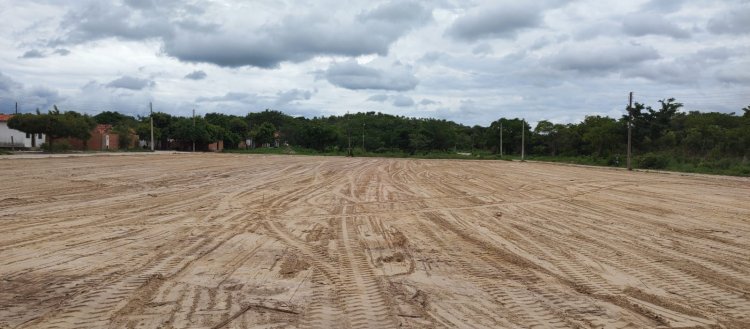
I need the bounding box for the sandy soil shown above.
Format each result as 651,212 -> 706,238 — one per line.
1,154 -> 749,329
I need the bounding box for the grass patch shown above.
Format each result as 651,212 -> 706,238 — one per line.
526,153 -> 749,177
223,148 -> 749,177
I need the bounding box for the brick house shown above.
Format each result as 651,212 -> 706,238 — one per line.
54,124 -> 137,151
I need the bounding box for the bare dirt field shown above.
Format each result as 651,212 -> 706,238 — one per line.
1,154 -> 749,329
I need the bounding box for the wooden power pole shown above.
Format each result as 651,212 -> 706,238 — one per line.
346,111 -> 354,156
192,108 -> 196,152
499,121 -> 503,157
150,102 -> 154,151
521,119 -> 525,161
627,92 -> 633,171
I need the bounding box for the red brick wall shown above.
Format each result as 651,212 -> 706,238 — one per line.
51,133 -> 121,150
207,140 -> 224,152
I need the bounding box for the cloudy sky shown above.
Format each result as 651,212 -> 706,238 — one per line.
1,0 -> 748,126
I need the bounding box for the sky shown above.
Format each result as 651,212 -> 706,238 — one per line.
0,0 -> 748,126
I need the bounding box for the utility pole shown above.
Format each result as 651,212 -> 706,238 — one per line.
347,112 -> 352,156
362,123 -> 365,152
150,102 -> 154,151
192,108 -> 196,152
627,92 -> 633,171
500,122 -> 504,157
521,119 -> 525,161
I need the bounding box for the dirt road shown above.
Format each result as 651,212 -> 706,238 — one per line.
1,154 -> 749,328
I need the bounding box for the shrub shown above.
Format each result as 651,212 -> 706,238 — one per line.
637,153 -> 670,169
41,140 -> 72,153
606,154 -> 623,167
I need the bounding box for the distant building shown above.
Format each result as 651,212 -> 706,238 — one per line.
273,131 -> 281,148
0,114 -> 45,149
167,139 -> 224,152
53,124 -> 137,151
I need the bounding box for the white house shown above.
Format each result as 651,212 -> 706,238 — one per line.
0,114 -> 45,149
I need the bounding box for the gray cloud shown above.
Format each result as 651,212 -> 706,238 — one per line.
392,95 -> 414,107
419,99 -> 438,106
573,20 -> 621,41
43,1 -> 432,68
175,19 -> 220,33
367,94 -> 389,102
0,72 -> 22,92
196,92 -> 254,103
106,76 -> 155,90
0,72 -> 64,112
549,43 -> 661,73
716,68 -> 750,85
472,43 -> 493,56
55,3 -> 173,45
53,48 -> 71,56
325,60 -> 418,91
622,14 -> 690,39
358,0 -> 432,25
184,70 -> 207,80
164,1 -> 431,68
446,3 -> 544,41
639,0 -> 687,13
20,49 -> 45,59
624,46 -> 747,85
123,0 -> 157,9
707,6 -> 750,35
419,51 -> 444,64
275,89 -> 312,106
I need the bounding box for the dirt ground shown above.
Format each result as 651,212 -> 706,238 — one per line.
1,154 -> 749,329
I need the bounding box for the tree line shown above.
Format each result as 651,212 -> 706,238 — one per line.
8,99 -> 750,171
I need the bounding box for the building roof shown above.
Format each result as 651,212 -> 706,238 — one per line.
0,114 -> 13,122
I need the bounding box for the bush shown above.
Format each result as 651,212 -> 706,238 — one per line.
637,153 -> 670,169
606,154 -> 623,167
41,141 -> 72,153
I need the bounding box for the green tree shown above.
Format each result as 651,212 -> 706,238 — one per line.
300,122 -> 338,151
94,111 -> 135,125
580,116 -> 621,157
253,122 -> 276,146
9,107 -> 96,150
62,111 -> 96,149
408,130 -> 430,153
7,113 -> 45,147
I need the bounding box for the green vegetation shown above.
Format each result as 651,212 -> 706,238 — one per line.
8,100 -> 750,176
8,106 -> 96,149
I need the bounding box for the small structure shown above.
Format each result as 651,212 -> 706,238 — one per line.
167,139 -> 224,152
53,124 -> 137,151
207,140 -> 224,152
0,114 -> 45,149
273,131 -> 280,148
